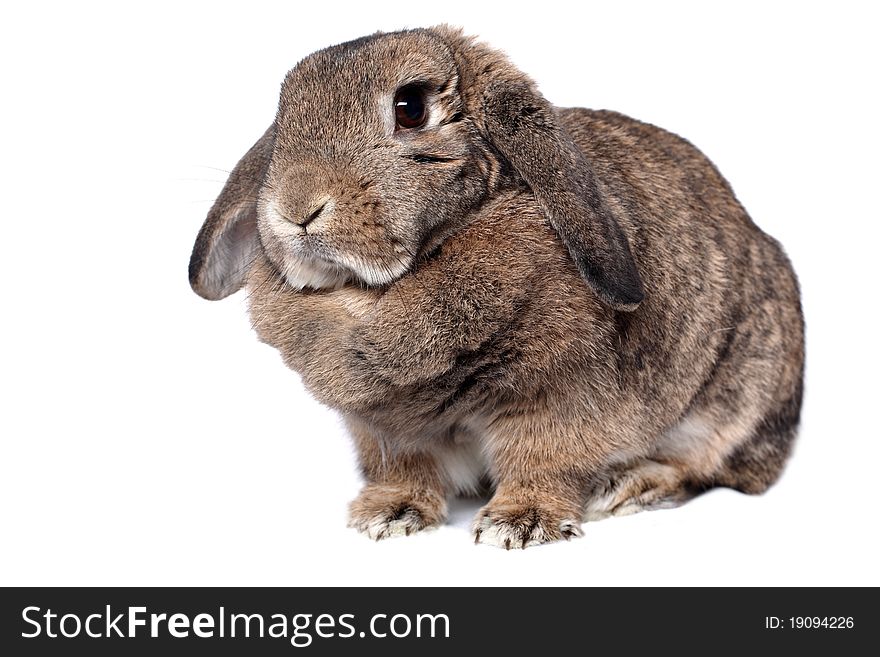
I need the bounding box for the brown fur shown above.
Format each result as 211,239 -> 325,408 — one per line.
189,27 -> 804,548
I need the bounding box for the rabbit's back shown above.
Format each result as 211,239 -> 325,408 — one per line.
559,108 -> 804,494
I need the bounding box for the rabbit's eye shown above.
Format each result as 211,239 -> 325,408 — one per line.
394,85 -> 427,130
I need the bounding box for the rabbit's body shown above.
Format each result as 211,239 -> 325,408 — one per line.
247,107 -> 803,545
191,27 -> 804,547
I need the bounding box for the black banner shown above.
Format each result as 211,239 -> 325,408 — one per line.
0,587 -> 871,655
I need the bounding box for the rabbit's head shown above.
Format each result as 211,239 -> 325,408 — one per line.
190,26 -> 644,310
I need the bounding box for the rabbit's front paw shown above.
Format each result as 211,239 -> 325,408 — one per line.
473,503 -> 583,549
348,484 -> 446,540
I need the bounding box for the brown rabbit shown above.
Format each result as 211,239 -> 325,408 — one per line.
189,26 -> 804,548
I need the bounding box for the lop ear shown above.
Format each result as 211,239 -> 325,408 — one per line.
189,125 -> 275,300
432,23 -> 644,311
481,82 -> 644,311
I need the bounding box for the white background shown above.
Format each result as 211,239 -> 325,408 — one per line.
2,1 -> 878,586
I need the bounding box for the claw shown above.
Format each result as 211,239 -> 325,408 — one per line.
560,520 -> 583,540
504,538 -> 511,550
474,529 -> 482,545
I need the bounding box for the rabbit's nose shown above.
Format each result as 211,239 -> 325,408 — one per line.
275,194 -> 334,232
296,200 -> 328,228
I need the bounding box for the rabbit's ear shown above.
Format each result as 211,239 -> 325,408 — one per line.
189,125 -> 275,300
481,81 -> 644,311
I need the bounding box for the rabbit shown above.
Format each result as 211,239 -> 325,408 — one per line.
188,26 -> 804,548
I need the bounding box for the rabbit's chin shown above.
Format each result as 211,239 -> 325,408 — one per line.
276,254 -> 352,291
275,252 -> 411,291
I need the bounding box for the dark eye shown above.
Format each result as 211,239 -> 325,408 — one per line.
394,85 -> 427,130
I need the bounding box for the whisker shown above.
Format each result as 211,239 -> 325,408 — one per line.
192,165 -> 279,192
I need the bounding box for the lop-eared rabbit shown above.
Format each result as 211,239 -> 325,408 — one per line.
189,27 -> 804,548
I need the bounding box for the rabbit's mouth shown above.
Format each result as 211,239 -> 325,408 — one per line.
257,194 -> 416,290
258,210 -> 413,292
